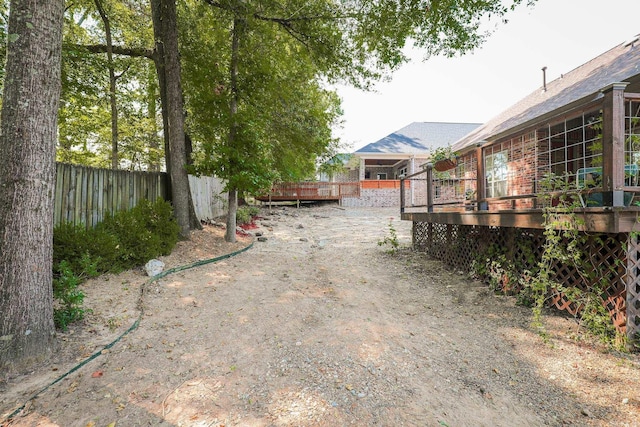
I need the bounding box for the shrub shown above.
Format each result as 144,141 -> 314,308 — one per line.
53,222 -> 119,275
97,198 -> 180,269
52,198 -> 180,329
237,205 -> 259,225
53,255 -> 98,330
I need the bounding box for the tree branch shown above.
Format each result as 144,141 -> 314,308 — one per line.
65,43 -> 155,60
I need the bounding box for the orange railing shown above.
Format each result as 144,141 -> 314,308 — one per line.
361,179 -> 409,189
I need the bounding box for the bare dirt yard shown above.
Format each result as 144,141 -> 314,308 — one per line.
2,205 -> 640,426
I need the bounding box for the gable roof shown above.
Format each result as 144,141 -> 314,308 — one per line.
453,36 -> 640,152
356,121 -> 481,155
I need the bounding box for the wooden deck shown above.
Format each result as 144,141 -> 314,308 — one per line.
256,182 -> 360,202
401,207 -> 640,234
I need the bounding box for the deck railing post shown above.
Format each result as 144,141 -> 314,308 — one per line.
475,145 -> 488,210
400,178 -> 406,213
426,164 -> 434,213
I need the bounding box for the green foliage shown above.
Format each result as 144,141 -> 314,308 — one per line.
430,145 -> 458,179
469,173 -> 625,347
53,256 -> 98,330
317,154 -> 354,179
181,1 -> 344,195
60,0 -> 160,169
52,198 -> 180,329
430,145 -> 458,162
378,218 -> 400,253
236,205 -> 259,225
236,208 -> 251,226
526,174 -> 622,346
53,221 -> 120,274
98,198 -> 180,268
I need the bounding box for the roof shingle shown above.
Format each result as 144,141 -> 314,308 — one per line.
356,122 -> 481,154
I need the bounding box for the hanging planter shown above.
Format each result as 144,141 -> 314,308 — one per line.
433,158 -> 457,172
430,146 -> 458,172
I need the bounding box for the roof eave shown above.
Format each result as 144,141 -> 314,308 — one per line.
453,88 -> 612,154
353,152 -> 428,159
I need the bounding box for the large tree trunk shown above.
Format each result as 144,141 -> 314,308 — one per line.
150,0 -> 192,238
0,0 -> 64,371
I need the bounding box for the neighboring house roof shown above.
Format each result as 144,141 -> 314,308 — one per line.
453,35 -> 640,153
355,122 -> 482,155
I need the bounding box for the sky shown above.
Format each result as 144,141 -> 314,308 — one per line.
333,0 -> 640,152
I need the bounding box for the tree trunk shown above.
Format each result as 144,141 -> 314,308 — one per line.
224,17 -> 243,243
225,188 -> 238,242
150,0 -> 191,238
94,0 -> 119,170
0,0 -> 64,371
150,0 -> 171,180
146,63 -> 161,172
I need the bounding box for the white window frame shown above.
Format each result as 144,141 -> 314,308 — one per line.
485,150 -> 508,198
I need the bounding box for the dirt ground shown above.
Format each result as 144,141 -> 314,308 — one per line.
1,204 -> 640,427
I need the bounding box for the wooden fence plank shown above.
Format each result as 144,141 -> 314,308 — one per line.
74,166 -> 83,226
83,170 -> 94,225
67,165 -> 76,224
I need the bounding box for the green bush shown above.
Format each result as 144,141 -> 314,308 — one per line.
237,205 -> 259,225
97,198 -> 180,270
53,222 -> 119,275
53,255 -> 98,330
52,198 -> 180,329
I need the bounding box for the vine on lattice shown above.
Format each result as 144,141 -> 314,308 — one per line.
513,173 -> 624,347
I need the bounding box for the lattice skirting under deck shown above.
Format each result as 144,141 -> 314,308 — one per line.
413,222 -> 640,345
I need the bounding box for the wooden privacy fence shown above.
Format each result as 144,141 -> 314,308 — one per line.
188,174 -> 227,221
54,163 -> 227,228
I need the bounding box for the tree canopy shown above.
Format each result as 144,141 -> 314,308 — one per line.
51,0 -> 534,181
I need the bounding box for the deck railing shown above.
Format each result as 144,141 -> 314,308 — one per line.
400,165 -> 640,214
401,167 -> 480,213
257,181 -> 360,201
361,179 -> 409,189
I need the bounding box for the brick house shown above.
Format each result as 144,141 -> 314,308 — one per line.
341,121 -> 480,207
401,36 -> 640,345
262,122 -> 480,207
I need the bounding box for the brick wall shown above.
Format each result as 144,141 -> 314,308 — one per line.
341,187 -> 410,207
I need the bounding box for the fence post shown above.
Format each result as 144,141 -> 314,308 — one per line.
400,178 -> 405,213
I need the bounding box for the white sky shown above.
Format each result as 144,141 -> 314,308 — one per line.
333,0 -> 640,152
